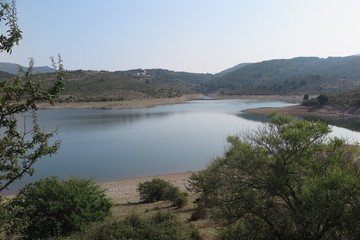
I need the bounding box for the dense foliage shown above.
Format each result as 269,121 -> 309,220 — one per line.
189,114 -> 360,239
0,0 -> 22,53
137,178 -> 173,203
5,177 -> 112,239
75,212 -> 201,240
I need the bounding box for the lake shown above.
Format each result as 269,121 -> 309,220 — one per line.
5,99 -> 360,194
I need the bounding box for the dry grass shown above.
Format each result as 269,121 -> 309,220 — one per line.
110,193 -> 218,239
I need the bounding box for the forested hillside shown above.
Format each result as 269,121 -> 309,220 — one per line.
57,69 -> 212,102
206,56 -> 360,95
2,55 -> 360,101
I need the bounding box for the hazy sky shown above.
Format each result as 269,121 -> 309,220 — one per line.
1,0 -> 360,73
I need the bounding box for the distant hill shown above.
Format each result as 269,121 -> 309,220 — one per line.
207,56 -> 360,95
216,62 -> 252,76
0,62 -> 54,75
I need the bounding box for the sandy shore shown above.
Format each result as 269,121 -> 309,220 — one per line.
99,172 -> 195,204
38,94 -> 203,110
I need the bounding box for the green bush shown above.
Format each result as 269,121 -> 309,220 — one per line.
163,186 -> 188,208
317,94 -> 329,105
5,177 -> 112,239
137,178 -> 188,208
137,178 -> 172,203
302,97 -> 318,106
74,212 -> 201,240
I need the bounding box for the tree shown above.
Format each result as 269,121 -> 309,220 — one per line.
303,94 -> 309,101
5,177 -> 112,239
0,0 -> 22,53
0,58 -> 64,193
189,114 -> 360,239
0,0 -> 64,192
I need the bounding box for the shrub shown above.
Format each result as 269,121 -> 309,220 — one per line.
302,98 -> 318,106
189,114 -> 360,239
189,202 -> 208,221
163,186 -> 188,208
317,94 -> 329,105
5,177 -> 112,239
74,212 -> 201,240
137,178 -> 172,203
137,178 -> 188,208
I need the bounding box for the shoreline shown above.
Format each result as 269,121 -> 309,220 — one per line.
37,94 -> 203,110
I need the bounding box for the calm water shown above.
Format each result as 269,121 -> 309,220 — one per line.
5,99 -> 360,194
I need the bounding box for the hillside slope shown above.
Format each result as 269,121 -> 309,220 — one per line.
207,56 -> 360,95
56,69 -> 212,102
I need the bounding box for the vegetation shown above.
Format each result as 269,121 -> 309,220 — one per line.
72,212 -> 201,240
137,178 -> 173,203
327,88 -> 360,108
317,94 -> 329,105
189,114 -> 360,239
137,178 -> 188,208
4,177 -> 112,239
0,0 -> 22,53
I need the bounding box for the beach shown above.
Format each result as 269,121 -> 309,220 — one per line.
99,172 -> 194,204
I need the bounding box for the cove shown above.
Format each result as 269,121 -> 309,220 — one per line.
5,99 -> 360,194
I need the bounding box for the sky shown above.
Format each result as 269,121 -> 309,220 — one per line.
1,0 -> 360,73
